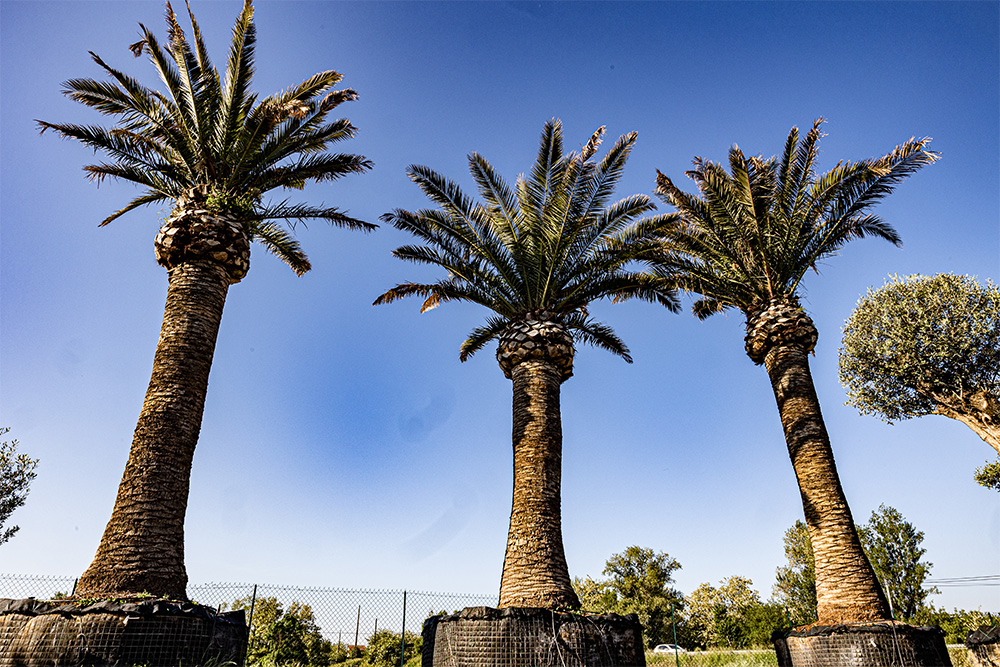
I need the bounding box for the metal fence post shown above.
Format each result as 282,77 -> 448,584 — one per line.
355,605 -> 361,656
883,581 -> 906,666
247,583 -> 258,651
671,601 -> 680,667
400,590 -> 408,667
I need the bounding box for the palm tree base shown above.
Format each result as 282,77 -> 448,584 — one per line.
772,622 -> 951,666
0,597 -> 247,666
966,626 -> 999,665
423,606 -> 645,667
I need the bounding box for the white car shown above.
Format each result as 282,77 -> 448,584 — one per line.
652,644 -> 686,653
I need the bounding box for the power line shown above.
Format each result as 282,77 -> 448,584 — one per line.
923,575 -> 1000,588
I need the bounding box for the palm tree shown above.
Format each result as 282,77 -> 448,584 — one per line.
38,0 -> 372,600
653,119 -> 937,624
376,119 -> 678,609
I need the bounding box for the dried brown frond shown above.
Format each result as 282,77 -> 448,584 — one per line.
420,293 -> 441,313
129,35 -> 147,57
280,100 -> 311,120
581,126 -> 606,161
165,2 -> 184,45
321,88 -> 359,112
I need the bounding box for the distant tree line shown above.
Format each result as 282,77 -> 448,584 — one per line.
575,505 -> 998,649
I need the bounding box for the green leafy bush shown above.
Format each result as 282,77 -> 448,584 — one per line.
229,596 -> 334,666
362,629 -> 421,667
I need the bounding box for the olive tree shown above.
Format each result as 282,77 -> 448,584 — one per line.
839,273 -> 1000,489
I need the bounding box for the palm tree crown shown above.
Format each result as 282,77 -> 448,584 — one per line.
376,118 -> 678,359
652,119 -> 938,625
38,0 -> 373,275
655,118 -> 938,333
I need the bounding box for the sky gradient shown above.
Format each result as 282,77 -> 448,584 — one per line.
1,1 -> 998,613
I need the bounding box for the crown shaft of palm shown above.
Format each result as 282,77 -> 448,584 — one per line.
378,120 -> 676,608
49,0 -> 371,600
656,120 -> 936,624
38,0 -> 373,270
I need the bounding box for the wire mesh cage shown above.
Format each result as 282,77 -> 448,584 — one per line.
0,597 -> 246,667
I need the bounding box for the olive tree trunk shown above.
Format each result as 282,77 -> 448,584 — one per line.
930,388 -> 1000,455
764,343 -> 891,624
498,359 -> 580,609
76,260 -> 231,600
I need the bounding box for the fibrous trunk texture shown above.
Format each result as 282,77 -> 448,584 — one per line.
497,319 -> 579,609
76,259 -> 233,600
751,299 -> 890,624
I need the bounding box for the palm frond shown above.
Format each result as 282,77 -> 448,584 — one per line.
373,281 -> 437,306
98,191 -> 172,226
255,200 -> 375,232
379,119 -> 682,364
468,153 -> 519,242
523,118 -> 565,226
84,162 -> 177,192
279,70 -> 344,106
251,152 -> 371,192
249,219 -> 310,275
655,119 -> 936,317
569,272 -> 680,312
163,2 -> 210,154
408,164 -> 479,224
691,297 -> 727,320
562,312 -> 632,362
576,129 -> 636,220
217,0 -> 256,156
460,315 -> 510,362
136,25 -> 201,163
241,111 -> 359,183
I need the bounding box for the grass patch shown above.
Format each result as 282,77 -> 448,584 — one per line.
646,650 -> 777,666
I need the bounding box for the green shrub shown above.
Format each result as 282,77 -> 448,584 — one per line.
910,606 -> 1000,644
362,629 -> 421,667
229,596 -> 334,666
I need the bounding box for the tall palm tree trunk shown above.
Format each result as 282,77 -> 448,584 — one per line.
76,259 -> 231,600
498,359 -> 580,609
764,343 -> 891,624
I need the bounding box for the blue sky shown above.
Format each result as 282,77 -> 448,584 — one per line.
1,0 -> 997,613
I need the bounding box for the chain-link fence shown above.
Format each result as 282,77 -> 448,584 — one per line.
0,574 -> 978,667
0,573 -> 495,661
191,583 -> 496,650
0,573 -> 76,600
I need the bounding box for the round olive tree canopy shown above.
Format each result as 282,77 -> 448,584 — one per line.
839,273 -> 1000,488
